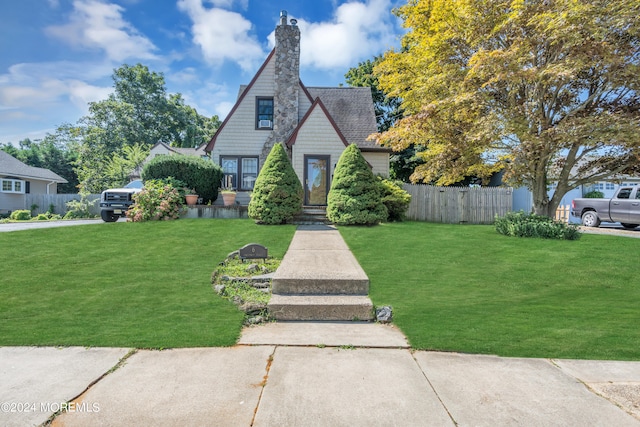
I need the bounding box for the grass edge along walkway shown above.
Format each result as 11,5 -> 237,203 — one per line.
339,222 -> 640,361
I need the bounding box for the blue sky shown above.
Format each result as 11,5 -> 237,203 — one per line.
0,0 -> 405,145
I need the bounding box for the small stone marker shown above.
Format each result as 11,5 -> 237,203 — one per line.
239,243 -> 268,261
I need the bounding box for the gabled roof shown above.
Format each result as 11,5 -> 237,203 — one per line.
286,97 -> 350,149
305,86 -> 384,151
150,142 -> 205,156
0,150 -> 68,183
205,48 -> 388,153
205,49 -> 276,152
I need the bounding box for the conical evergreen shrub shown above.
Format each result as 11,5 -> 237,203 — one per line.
327,144 -> 387,225
248,143 -> 303,224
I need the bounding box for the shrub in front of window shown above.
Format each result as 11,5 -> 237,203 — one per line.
9,210 -> 31,221
126,180 -> 185,222
494,211 -> 581,240
248,143 -> 303,225
379,177 -> 411,222
327,144 -> 387,225
142,154 -> 223,204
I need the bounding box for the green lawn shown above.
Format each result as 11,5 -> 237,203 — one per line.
339,222 -> 640,360
3,219 -> 639,360
0,219 -> 296,348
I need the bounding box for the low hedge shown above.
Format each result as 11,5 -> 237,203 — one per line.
495,211 -> 581,240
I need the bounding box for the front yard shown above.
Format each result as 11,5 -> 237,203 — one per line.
1,219 -> 638,360
340,222 -> 640,360
0,219 -> 296,348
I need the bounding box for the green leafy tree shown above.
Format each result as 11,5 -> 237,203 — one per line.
248,143 -> 303,224
1,129 -> 80,193
75,64 -> 220,193
105,143 -> 150,187
374,0 -> 640,217
344,56 -> 403,132
327,144 -> 387,225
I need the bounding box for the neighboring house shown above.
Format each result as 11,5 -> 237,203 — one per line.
205,10 -> 389,206
134,142 -> 208,179
0,150 -> 68,214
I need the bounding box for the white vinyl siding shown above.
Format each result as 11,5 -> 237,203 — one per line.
361,152 -> 390,177
290,106 -> 349,184
211,57 -> 276,163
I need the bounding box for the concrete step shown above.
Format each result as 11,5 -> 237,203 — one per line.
272,278 -> 368,295
268,294 -> 374,321
290,206 -> 330,225
272,250 -> 369,295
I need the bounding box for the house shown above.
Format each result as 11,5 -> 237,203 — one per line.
0,150 -> 68,214
135,142 -> 208,179
205,10 -> 389,206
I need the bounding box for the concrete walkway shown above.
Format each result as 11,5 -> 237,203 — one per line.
1,225 -> 639,426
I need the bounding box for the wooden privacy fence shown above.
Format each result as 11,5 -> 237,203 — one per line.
554,205 -> 571,224
403,184 -> 513,224
25,194 -> 101,216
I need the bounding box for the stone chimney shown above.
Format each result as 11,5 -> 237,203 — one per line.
261,10 -> 300,161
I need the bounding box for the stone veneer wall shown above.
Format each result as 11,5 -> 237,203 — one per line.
261,17 -> 300,163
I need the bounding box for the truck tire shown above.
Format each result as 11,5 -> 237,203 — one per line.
581,211 -> 600,227
101,210 -> 118,222
621,223 -> 639,230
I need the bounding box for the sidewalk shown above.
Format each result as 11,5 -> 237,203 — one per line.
1,326 -> 639,426
1,225 -> 639,426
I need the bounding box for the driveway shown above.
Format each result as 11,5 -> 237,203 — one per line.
0,219 -> 115,233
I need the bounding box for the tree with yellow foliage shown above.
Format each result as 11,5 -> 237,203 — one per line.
374,0 -> 640,216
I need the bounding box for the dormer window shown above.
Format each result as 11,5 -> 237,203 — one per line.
256,97 -> 273,130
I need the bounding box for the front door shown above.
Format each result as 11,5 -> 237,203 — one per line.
304,155 -> 330,205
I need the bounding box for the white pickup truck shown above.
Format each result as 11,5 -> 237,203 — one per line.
99,180 -> 143,222
571,186 -> 640,229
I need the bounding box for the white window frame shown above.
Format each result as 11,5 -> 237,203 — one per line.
1,178 -> 25,194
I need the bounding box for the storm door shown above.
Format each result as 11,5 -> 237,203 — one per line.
304,155 -> 330,206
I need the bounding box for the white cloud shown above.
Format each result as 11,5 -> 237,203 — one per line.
286,0 -> 399,69
177,0 -> 264,71
45,0 -> 158,62
0,62 -> 112,114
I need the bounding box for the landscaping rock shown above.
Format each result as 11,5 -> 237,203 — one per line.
246,263 -> 259,273
246,315 -> 265,324
214,285 -> 225,295
251,281 -> 270,289
240,302 -> 267,315
376,306 -> 393,323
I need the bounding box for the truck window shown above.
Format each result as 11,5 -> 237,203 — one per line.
636,189 -> 640,200
617,188 -> 632,199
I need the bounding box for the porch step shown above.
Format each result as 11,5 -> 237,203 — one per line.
290,206 -> 331,225
268,294 -> 374,321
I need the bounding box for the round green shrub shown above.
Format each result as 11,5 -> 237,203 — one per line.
327,144 -> 387,225
248,143 -> 303,224
126,180 -> 185,222
495,211 -> 581,240
10,210 -> 31,221
379,177 -> 411,222
142,154 -> 223,204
